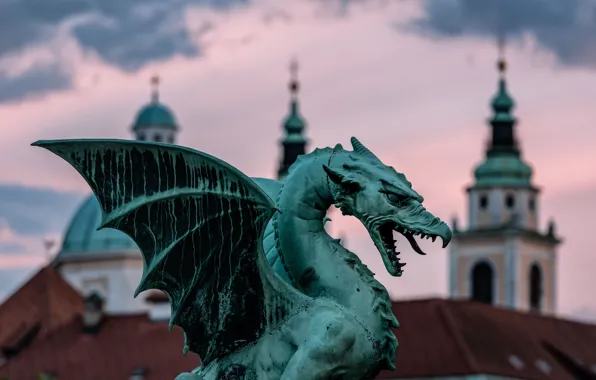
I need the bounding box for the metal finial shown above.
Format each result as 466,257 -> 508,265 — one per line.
289,58 -> 299,95
497,34 -> 507,76
151,75 -> 160,102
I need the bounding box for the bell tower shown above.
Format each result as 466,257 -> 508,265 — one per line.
449,40 -> 561,314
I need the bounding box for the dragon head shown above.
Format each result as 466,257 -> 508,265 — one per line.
323,137 -> 452,277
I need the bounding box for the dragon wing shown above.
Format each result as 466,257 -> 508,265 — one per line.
33,139 -> 308,365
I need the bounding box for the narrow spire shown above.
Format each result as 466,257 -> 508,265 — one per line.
487,35 -> 518,155
284,58 -> 304,131
277,58 -> 308,180
497,34 -> 507,78
289,58 -> 299,97
150,75 -> 160,103
492,34 -> 513,113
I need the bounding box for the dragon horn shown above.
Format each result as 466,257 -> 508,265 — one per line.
350,137 -> 382,163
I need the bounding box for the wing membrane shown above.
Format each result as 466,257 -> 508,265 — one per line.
33,139 -> 301,364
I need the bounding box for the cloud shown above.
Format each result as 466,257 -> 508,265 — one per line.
0,242 -> 27,254
0,64 -> 72,104
407,0 -> 596,68
0,185 -> 85,236
0,220 -> 26,254
0,0 -> 248,103
0,217 -> 55,284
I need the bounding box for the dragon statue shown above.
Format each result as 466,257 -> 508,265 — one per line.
33,137 -> 451,380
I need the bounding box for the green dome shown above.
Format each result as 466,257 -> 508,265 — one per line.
132,101 -> 178,131
57,195 -> 138,262
474,153 -> 533,188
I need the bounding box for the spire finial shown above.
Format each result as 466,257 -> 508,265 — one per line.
497,34 -> 507,77
288,58 -> 299,96
150,75 -> 160,103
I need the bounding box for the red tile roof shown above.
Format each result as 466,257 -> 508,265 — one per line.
1,275 -> 596,380
145,290 -> 169,304
0,266 -> 83,359
381,298 -> 596,380
0,314 -> 200,380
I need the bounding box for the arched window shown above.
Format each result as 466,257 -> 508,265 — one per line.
505,193 -> 515,209
153,134 -> 162,142
529,263 -> 543,312
471,261 -> 494,304
479,194 -> 488,210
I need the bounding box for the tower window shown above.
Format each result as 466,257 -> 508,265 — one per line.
471,261 -> 494,304
138,133 -> 146,141
505,194 -> 515,209
153,134 -> 162,142
528,197 -> 535,211
529,263 -> 543,312
479,194 -> 488,210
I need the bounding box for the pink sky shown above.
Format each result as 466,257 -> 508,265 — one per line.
1,0 -> 595,321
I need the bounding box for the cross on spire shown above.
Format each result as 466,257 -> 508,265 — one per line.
288,58 -> 300,96
497,34 -> 507,77
151,75 -> 160,102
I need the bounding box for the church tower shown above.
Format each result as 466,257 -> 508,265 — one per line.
449,43 -> 561,314
132,76 -> 179,144
277,59 -> 308,180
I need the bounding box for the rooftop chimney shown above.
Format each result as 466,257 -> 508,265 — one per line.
82,292 -> 104,334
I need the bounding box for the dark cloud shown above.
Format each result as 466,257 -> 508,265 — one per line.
407,0 -> 596,68
0,185 -> 84,236
0,0 -> 246,64
0,0 -> 247,102
0,64 -> 72,104
70,1 -> 220,72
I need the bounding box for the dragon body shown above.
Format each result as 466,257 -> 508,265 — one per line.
34,137 -> 451,380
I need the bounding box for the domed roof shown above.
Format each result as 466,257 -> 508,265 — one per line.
132,101 -> 178,131
57,195 -> 138,262
474,152 -> 533,188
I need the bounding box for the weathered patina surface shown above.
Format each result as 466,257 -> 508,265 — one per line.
34,137 -> 451,380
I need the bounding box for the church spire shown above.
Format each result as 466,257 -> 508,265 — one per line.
488,36 -> 518,155
277,58 -> 308,180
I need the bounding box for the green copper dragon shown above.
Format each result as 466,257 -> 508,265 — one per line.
33,137 -> 451,380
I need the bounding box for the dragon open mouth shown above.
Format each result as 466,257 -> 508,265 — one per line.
373,221 -> 448,277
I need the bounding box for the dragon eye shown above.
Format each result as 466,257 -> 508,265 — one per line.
385,192 -> 407,205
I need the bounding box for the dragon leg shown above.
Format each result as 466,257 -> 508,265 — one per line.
280,313 -> 357,380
